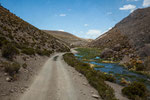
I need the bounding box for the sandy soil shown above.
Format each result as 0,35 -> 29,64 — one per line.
19,53 -> 101,100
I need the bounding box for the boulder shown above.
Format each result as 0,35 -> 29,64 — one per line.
100,48 -> 114,59
120,55 -> 131,65
138,44 -> 150,57
143,44 -> 150,56
92,94 -> 99,99
113,44 -> 121,51
6,77 -> 11,82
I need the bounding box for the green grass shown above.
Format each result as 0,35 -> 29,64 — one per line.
63,53 -> 117,100
75,47 -> 102,59
75,47 -> 119,63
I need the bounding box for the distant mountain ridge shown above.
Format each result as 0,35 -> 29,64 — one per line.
44,30 -> 91,47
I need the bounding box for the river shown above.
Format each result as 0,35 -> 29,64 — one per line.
75,54 -> 150,91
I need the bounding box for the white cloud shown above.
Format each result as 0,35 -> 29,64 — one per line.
59,14 -> 66,17
84,24 -> 89,27
143,0 -> 150,7
119,4 -> 136,12
58,30 -> 64,32
85,29 -> 102,39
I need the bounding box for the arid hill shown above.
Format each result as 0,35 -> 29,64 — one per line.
44,30 -> 90,47
0,6 -> 70,58
90,7 -> 150,70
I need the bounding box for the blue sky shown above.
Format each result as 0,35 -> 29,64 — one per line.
0,0 -> 150,39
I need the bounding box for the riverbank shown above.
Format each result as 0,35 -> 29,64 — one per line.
63,53 -> 117,100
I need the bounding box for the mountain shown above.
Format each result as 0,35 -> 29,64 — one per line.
0,5 -> 70,58
90,7 -> 150,70
44,30 -> 91,47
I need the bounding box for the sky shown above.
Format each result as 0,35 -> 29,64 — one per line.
0,0 -> 150,39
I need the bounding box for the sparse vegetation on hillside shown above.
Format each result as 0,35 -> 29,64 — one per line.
63,53 -> 117,100
0,6 -> 70,59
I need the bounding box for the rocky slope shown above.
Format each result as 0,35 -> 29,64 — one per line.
90,7 -> 150,71
0,6 -> 70,57
44,30 -> 90,47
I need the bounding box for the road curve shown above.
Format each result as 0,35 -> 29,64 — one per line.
19,53 -> 100,100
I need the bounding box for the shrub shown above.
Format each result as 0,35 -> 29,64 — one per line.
40,50 -> 52,56
12,62 -> 20,73
105,74 -> 116,82
22,48 -> 35,55
2,43 -> 19,59
136,63 -> 146,71
36,49 -> 52,56
0,35 -> 7,47
122,81 -> 147,100
3,62 -> 21,76
22,63 -> 27,69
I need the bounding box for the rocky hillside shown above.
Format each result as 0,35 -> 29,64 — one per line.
44,30 -> 90,47
90,7 -> 150,71
0,6 -> 70,57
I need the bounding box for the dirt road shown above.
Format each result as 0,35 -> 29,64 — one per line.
19,53 -> 100,100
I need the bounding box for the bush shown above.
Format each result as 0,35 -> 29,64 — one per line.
122,81 -> 147,100
35,49 -> 52,56
2,43 -> 19,59
136,63 -> 146,71
3,62 -> 21,76
0,35 -> 7,47
12,62 -> 20,73
105,74 -> 116,82
22,48 -> 35,55
22,63 -> 27,69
